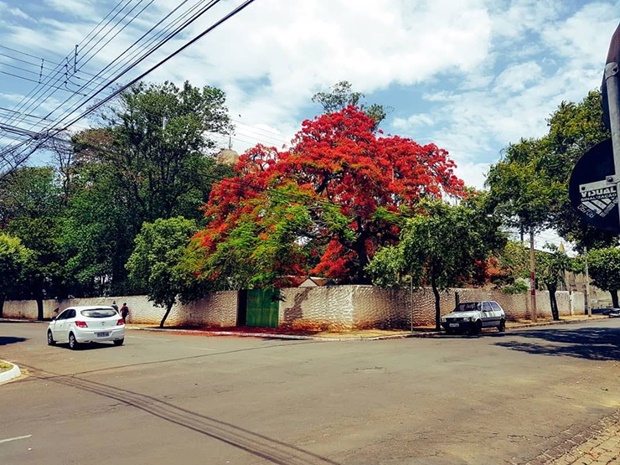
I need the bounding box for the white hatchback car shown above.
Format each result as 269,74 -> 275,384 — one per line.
47,306 -> 125,349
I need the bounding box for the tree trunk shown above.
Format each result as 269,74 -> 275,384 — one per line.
431,277 -> 441,331
37,298 -> 44,321
0,296 -> 4,318
159,303 -> 174,328
353,228 -> 371,284
611,290 -> 619,308
548,285 -> 559,321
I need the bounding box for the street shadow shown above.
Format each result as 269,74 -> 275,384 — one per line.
0,336 -> 27,346
494,326 -> 620,361
48,342 -> 120,351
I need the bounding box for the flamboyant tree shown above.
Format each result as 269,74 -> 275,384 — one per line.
194,106 -> 464,286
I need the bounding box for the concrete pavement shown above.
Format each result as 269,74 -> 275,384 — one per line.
2,314 -> 619,463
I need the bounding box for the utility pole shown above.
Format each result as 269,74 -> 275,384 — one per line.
529,228 -> 537,322
584,246 -> 591,317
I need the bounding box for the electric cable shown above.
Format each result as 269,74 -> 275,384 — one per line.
0,0 -> 257,163
3,0 -> 218,137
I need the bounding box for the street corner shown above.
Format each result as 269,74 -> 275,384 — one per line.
0,360 -> 22,385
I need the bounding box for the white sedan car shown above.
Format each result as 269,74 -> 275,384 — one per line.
47,305 -> 125,349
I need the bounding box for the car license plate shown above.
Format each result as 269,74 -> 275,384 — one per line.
449,323 -> 459,328
96,332 -> 110,337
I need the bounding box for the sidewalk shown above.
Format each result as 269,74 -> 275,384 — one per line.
525,411 -> 620,465
135,314 -> 609,341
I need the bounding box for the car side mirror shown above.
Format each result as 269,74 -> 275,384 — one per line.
51,317 -> 57,321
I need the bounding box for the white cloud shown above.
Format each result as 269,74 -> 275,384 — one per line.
1,0 -> 619,192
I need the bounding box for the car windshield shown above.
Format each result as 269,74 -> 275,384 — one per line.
80,308 -> 117,318
454,303 -> 480,312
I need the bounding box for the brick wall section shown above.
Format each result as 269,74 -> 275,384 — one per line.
3,287 -> 586,330
279,287 -> 353,331
2,292 -> 238,327
351,286 -> 410,329
153,292 -> 238,327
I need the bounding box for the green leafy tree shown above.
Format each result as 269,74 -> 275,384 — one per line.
312,80 -> 388,127
104,80 -> 233,225
0,233 -> 33,317
58,161 -> 133,296
126,216 -> 207,328
487,90 -> 615,254
537,244 -> 571,320
60,81 -> 233,295
367,200 -> 505,329
586,247 -> 620,308
486,138 -> 563,235
0,167 -> 66,316
543,90 -> 614,250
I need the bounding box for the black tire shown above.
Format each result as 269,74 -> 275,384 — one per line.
470,320 -> 482,335
498,319 -> 506,332
445,328 -> 454,335
47,330 -> 56,346
113,338 -> 124,346
68,332 -> 80,350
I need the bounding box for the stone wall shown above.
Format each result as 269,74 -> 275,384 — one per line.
2,286 -> 586,330
279,287 -> 353,330
2,292 -> 238,327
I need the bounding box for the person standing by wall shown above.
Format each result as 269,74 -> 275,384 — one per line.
111,301 -> 119,313
120,302 -> 129,322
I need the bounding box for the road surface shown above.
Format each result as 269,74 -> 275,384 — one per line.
1,319 -> 619,464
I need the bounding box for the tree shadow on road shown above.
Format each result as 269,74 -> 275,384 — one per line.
494,327 -> 620,361
0,336 -> 27,346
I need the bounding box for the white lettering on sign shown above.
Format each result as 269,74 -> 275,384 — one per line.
579,179 -> 617,218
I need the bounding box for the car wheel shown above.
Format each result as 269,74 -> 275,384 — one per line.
445,328 -> 454,335
47,330 -> 56,346
68,332 -> 80,350
113,338 -> 124,346
498,319 -> 506,332
470,320 -> 482,335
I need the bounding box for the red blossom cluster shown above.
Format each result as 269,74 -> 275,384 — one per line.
196,106 -> 464,283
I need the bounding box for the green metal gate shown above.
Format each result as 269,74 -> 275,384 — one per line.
245,289 -> 279,328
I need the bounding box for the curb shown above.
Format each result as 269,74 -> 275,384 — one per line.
136,316 -> 608,341
0,361 -> 21,384
135,327 -> 430,341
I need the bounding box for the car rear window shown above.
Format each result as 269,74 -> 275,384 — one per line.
80,308 -> 117,318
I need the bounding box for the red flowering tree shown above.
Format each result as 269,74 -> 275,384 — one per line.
193,106 -> 464,286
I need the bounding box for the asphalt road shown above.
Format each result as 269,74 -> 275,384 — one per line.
1,319 -> 619,465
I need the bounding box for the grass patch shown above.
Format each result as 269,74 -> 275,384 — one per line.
0,361 -> 13,373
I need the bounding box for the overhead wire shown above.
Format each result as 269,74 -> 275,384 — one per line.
0,0 -> 188,153
3,0 -> 218,136
3,0 -> 142,116
58,0 -> 256,130
6,0 -> 153,128
0,0 -> 258,163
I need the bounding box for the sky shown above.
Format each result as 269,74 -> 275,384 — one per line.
1,0 -> 619,248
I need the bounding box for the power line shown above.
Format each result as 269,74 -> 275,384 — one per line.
0,0 -> 259,167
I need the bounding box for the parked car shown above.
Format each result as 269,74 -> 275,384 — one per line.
47,306 -> 125,349
441,301 -> 506,335
606,308 -> 620,318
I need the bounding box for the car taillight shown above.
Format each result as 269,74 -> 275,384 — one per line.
74,321 -> 88,328
117,319 -> 125,326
